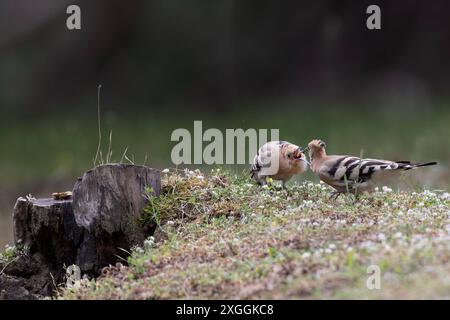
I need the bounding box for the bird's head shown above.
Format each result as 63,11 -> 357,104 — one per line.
306,139 -> 327,160
282,144 -> 309,165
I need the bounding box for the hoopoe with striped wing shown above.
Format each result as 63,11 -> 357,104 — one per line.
251,141 -> 309,188
307,139 -> 437,197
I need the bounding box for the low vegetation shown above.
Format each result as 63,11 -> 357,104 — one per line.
57,168 -> 450,299
0,242 -> 28,275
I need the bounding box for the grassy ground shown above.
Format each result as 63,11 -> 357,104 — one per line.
59,168 -> 450,300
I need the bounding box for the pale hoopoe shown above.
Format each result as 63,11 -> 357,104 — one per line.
306,139 -> 437,198
251,141 -> 309,188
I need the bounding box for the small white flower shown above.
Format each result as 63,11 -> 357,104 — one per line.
422,190 -> 436,198
135,247 -> 145,254
5,245 -> 15,254
162,168 -> 170,173
166,220 -> 175,226
441,193 -> 450,201
444,224 -> 450,234
377,233 -> 386,241
394,232 -> 403,239
328,243 -> 336,250
382,186 -> 392,193
302,252 -> 311,259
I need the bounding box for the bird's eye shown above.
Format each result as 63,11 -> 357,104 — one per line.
319,141 -> 326,148
287,154 -> 292,159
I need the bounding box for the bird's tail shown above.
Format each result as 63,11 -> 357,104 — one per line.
400,161 -> 438,170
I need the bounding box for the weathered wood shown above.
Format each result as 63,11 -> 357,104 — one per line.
2,197 -> 82,298
3,164 -> 161,298
13,197 -> 81,266
72,164 -> 160,271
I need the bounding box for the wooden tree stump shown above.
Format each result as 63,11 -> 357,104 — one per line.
13,197 -> 82,267
3,164 -> 160,298
72,164 -> 160,271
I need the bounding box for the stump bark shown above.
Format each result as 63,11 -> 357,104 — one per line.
72,164 -> 160,271
2,164 -> 160,298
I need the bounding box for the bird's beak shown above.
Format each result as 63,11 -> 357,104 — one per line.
294,148 -> 310,165
300,157 -> 310,166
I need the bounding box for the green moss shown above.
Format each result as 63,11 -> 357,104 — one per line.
0,243 -> 28,272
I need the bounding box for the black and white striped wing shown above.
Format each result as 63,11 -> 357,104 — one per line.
320,156 -> 408,185
251,154 -> 262,178
251,141 -> 287,177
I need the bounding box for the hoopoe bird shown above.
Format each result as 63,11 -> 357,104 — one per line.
307,139 -> 437,198
251,141 -> 309,188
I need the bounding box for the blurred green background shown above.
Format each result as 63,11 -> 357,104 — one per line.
1,0 -> 449,247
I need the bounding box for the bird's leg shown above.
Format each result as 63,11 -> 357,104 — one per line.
257,176 -> 267,186
281,181 -> 287,190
